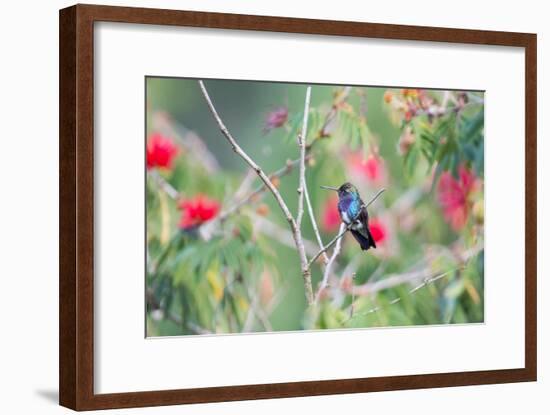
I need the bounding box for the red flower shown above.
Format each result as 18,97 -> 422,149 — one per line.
437,167 -> 479,231
263,107 -> 288,133
146,133 -> 178,170
349,153 -> 385,183
368,218 -> 387,244
178,194 -> 220,229
322,196 -> 341,232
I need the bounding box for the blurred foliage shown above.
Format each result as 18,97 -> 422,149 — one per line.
145,79 -> 484,336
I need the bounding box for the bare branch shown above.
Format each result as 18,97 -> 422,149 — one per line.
296,86 -> 311,230
200,156 -> 310,240
298,88 -> 329,264
148,170 -> 180,200
364,188 -> 387,209
218,157 -> 309,223
242,286 -> 273,333
349,242 -> 482,297
352,268 -> 444,296
233,169 -> 257,201
149,153 -> 307,233
198,81 -> 295,231
251,214 -> 319,257
304,183 -> 329,264
308,222 -> 352,268
198,80 -> 314,305
315,222 -> 346,302
344,269 -> 456,322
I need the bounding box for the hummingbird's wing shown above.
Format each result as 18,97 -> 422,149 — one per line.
350,206 -> 376,250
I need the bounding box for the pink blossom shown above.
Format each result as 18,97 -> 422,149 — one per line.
263,107 -> 288,133
437,167 -> 479,231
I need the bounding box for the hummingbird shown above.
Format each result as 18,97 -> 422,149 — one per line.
321,182 -> 376,251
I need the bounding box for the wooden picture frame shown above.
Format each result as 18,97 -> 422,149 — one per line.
59,4 -> 537,410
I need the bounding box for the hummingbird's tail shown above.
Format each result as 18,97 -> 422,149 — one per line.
366,227 -> 377,249
350,229 -> 377,251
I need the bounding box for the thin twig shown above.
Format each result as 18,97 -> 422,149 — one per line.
218,157 -> 310,223
343,269 -> 456,322
198,80 -> 295,231
198,80 -> 314,305
148,170 -> 180,200
200,155 -> 311,240
308,188 -> 386,267
296,85 -> 329,263
300,88 -> 330,264
340,241 -> 483,322
149,153 -> 308,240
304,183 -> 329,264
242,286 -> 273,333
349,242 -> 482,296
233,169 -> 257,201
308,223 -> 352,268
315,222 -> 346,302
251,214 -> 319,257
296,86 -> 311,231
364,188 -> 387,209
148,163 -> 323,258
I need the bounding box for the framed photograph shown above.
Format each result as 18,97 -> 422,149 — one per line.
59,4 -> 537,410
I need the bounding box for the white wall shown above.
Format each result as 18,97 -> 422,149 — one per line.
0,0 -> 546,413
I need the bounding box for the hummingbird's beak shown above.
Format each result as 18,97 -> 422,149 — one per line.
320,185 -> 339,191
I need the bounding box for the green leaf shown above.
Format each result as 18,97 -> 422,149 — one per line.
460,109 -> 484,142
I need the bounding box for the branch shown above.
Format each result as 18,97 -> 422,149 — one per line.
233,169 -> 257,201
148,154 -> 322,257
198,80 -> 314,305
218,156 -> 310,222
364,188 -> 387,209
149,170 -> 180,200
340,242 -> 483,322
349,242 -> 482,296
352,268 -> 446,296
200,155 -> 311,240
304,183 -> 329,264
307,188 -> 386,267
198,81 -> 295,230
148,154 -> 309,239
298,88 -> 329,264
242,286 -> 273,333
296,86 -> 311,230
308,222 -> 352,268
315,222 -> 346,302
251,214 -> 319,257
343,269 -> 456,322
